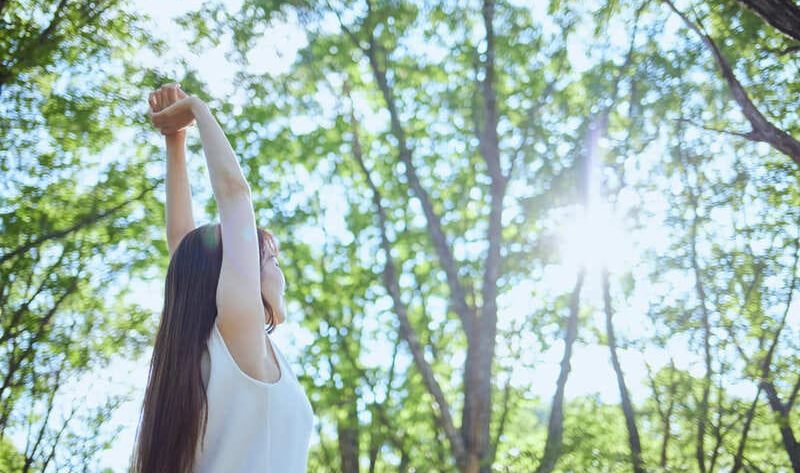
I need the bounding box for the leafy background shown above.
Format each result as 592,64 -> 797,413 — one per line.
1,0 -> 799,471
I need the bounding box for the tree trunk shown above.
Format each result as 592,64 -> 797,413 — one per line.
737,0 -> 800,42
535,268 -> 585,473
602,268 -> 645,473
472,2 -> 504,471
337,397 -> 360,473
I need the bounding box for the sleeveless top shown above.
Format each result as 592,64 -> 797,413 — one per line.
194,322 -> 315,472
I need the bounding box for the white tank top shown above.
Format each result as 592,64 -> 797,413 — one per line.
194,322 -> 315,472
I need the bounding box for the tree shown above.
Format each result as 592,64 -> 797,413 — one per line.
1,0 -> 170,470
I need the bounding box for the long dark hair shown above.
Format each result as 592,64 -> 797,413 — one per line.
130,223 -> 280,473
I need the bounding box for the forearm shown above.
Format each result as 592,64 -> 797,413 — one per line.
190,98 -> 250,199
165,134 -> 196,253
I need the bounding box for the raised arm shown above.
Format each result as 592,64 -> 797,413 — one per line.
149,84 -> 196,257
151,92 -> 270,381
165,134 -> 195,256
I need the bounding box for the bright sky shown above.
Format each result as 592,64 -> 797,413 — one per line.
8,0 -> 778,471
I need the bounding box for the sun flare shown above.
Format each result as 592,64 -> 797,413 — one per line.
557,203 -> 634,274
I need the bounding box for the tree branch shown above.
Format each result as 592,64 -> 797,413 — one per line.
535,267 -> 586,473
663,0 -> 800,164
732,386 -> 762,473
760,380 -> 800,471
737,0 -> 800,42
0,181 -> 160,265
788,375 -> 800,412
346,90 -> 467,467
602,267 -> 645,473
760,227 -> 800,377
677,144 -> 713,473
488,371 -> 513,467
0,246 -> 69,345
675,117 -> 762,140
329,2 -> 476,337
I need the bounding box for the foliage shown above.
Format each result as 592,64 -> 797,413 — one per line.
3,0 -> 800,471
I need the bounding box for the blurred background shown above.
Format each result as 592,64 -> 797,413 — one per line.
1,0 -> 799,471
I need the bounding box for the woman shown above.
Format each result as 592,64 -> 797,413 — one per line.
130,83 -> 314,473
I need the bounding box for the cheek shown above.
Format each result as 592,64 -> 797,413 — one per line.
262,267 -> 284,289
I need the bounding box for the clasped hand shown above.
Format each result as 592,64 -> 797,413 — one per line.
148,83 -> 198,136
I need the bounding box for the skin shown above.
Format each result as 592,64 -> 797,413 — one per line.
148,83 -> 287,328
261,245 -> 287,325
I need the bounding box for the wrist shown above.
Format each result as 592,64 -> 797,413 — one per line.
165,131 -> 186,147
189,96 -> 209,116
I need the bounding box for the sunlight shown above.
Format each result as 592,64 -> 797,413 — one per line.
557,202 -> 635,275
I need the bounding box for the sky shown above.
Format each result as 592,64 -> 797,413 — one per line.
6,0 -> 786,471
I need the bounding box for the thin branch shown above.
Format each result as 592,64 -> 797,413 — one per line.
345,88 -> 467,466
328,1 -> 476,337
488,369 -> 513,467
760,225 -> 800,378
0,0 -> 69,79
23,357 -> 67,473
732,386 -> 762,473
763,44 -> 800,56
788,375 -> 800,412
0,257 -> 83,433
0,181 -> 160,265
721,255 -> 764,365
677,139 -> 713,473
0,245 -> 69,345
675,117 -> 761,140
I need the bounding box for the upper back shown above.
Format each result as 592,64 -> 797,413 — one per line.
196,324 -> 315,473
